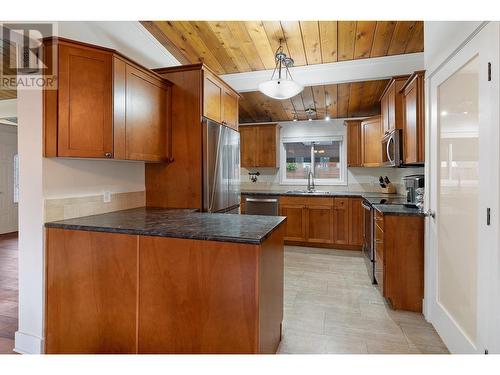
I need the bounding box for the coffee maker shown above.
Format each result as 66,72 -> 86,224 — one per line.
402,174 -> 425,208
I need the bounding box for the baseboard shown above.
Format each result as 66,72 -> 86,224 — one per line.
285,240 -> 362,251
14,331 -> 44,354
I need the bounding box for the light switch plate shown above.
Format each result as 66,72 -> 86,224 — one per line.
103,191 -> 111,203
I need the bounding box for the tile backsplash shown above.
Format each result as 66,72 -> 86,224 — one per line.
44,191 -> 145,222
241,166 -> 425,195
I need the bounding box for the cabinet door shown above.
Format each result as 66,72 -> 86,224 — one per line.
58,44 -> 113,158
381,94 -> 390,136
387,83 -> 396,132
306,205 -> 333,244
240,126 -> 258,167
45,229 -> 137,354
403,75 -> 425,164
124,64 -> 169,162
346,121 -> 362,167
348,198 -> 363,246
280,204 -> 306,242
257,125 -> 278,167
333,198 -> 349,245
361,116 -> 382,167
222,89 -> 239,130
203,73 -> 222,123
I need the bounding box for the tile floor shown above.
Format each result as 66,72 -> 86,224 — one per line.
277,246 -> 449,354
0,237 -> 448,354
0,232 -> 18,355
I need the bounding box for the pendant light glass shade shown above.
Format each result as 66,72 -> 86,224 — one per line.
258,79 -> 304,100
258,41 -> 303,100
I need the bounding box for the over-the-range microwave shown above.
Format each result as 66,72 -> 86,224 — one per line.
381,129 -> 403,167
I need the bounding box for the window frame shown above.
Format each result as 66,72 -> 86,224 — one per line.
280,135 -> 347,186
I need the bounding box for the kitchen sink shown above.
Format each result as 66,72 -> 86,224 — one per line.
285,190 -> 330,195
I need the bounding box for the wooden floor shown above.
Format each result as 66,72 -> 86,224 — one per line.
278,246 -> 448,354
0,232 -> 18,355
0,236 -> 447,354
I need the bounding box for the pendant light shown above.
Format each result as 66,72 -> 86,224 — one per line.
258,40 -> 303,100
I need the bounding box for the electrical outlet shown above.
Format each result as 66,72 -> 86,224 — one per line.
103,191 -> 111,203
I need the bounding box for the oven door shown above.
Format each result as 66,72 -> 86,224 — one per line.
381,129 -> 402,167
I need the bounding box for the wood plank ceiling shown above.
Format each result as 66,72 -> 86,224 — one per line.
141,21 -> 424,75
0,39 -> 17,100
239,79 -> 390,123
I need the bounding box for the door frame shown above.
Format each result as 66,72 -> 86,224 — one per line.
424,21 -> 500,354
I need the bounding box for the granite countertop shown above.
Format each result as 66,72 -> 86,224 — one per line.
240,190 -> 425,217
45,207 -> 287,245
240,190 -> 400,199
372,204 -> 425,217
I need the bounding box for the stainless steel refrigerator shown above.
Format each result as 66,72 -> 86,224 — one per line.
202,117 -> 240,213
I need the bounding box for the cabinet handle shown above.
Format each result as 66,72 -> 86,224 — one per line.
104,152 -> 112,158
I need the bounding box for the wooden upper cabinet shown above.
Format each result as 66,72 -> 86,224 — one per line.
203,72 -> 222,123
379,75 -> 410,136
402,71 -> 425,164
240,126 -> 258,167
57,43 -> 113,158
345,120 -> 362,167
222,89 -> 239,130
114,57 -> 171,162
381,93 -> 389,135
44,38 -> 171,162
203,69 -> 239,130
240,124 -> 279,168
361,115 -> 382,167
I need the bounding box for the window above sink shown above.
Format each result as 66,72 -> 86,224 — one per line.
280,135 -> 347,186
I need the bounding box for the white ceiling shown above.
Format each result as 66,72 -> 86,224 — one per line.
57,21 -> 180,69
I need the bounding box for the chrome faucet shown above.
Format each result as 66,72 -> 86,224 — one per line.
307,170 -> 315,192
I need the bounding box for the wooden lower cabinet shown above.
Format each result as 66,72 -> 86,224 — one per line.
332,198 -> 349,245
279,196 -> 362,249
45,229 -> 137,354
45,226 -> 284,354
374,211 -> 424,312
348,197 -> 364,246
306,204 -> 334,244
279,203 -> 307,242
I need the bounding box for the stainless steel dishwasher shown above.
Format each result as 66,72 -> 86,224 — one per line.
243,195 -> 279,216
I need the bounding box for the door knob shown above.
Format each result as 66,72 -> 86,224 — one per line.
424,209 -> 436,219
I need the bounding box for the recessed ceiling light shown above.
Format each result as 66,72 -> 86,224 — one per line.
441,110 -> 448,116
463,111 -> 468,114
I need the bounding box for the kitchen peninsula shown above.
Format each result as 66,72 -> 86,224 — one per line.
44,207 -> 286,354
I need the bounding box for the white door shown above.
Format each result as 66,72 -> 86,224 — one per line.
0,124 -> 18,234
426,22 -> 499,354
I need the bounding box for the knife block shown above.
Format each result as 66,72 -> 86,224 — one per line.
380,183 -> 397,194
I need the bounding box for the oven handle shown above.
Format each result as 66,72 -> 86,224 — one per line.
386,136 -> 394,164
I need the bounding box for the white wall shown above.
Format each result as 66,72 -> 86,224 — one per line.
15,88 -> 45,354
15,21 -> 179,354
241,120 -> 424,194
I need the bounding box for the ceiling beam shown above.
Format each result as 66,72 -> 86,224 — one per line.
220,52 -> 424,92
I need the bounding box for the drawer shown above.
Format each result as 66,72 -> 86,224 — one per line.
279,196 -> 334,207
